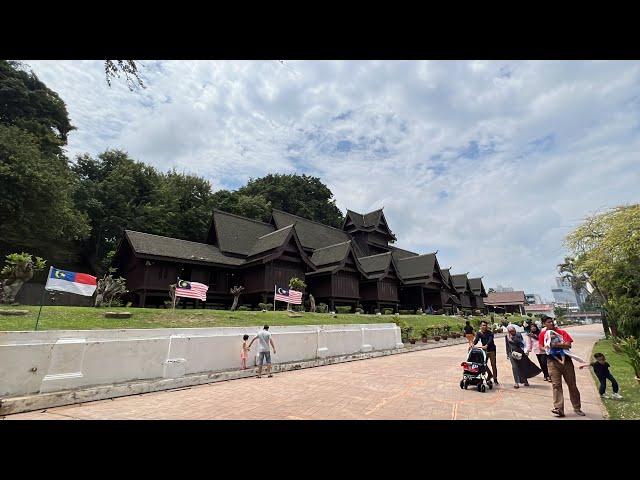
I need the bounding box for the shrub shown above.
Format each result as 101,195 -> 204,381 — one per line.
258,303 -> 273,311
237,305 -> 251,311
399,309 -> 414,315
317,303 -> 329,313
613,336 -> 640,378
336,306 -> 352,314
384,308 -> 394,315
391,318 -> 413,342
355,307 -> 364,314
419,327 -> 431,338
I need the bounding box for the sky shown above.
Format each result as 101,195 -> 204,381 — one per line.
25,60 -> 640,301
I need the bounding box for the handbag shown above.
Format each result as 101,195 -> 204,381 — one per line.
511,351 -> 523,360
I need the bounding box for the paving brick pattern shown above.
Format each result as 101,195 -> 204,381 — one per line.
4,325 -> 606,420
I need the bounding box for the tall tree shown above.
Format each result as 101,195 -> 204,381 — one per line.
210,189 -> 272,223
72,150 -> 162,272
237,173 -> 344,227
565,204 -> 640,338
0,60 -> 75,156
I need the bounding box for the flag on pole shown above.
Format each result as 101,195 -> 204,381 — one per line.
175,279 -> 208,301
274,285 -> 302,305
45,266 -> 97,297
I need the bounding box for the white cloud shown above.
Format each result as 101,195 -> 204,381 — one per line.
25,60 -> 640,300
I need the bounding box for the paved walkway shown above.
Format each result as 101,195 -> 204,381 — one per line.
5,324 -> 606,420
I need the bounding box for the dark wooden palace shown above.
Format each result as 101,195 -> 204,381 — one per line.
113,207 -> 488,313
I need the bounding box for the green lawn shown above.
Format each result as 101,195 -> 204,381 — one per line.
0,305 -> 504,332
586,339 -> 640,420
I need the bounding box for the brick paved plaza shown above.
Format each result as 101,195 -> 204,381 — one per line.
4,324 -> 605,420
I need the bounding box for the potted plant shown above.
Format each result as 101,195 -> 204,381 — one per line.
441,324 -> 450,340
408,335 -> 417,345
432,325 -> 441,341
420,327 -> 430,343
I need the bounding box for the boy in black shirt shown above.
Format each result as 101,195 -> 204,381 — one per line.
580,352 -> 622,399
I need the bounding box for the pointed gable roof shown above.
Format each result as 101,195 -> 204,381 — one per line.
244,224 -> 315,268
451,273 -> 473,294
389,245 -> 419,262
440,268 -> 458,292
208,209 -> 275,256
357,251 -> 402,280
394,252 -> 444,287
310,241 -> 352,267
468,277 -> 488,297
247,225 -> 295,257
123,230 -> 245,266
307,241 -> 367,277
343,208 -> 396,240
271,209 -> 351,251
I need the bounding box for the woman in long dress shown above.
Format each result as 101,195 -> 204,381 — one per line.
505,325 -> 542,388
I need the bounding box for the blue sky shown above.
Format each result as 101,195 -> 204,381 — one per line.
25,60 -> 640,300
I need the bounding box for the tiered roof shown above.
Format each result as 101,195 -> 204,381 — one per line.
119,207 -> 483,289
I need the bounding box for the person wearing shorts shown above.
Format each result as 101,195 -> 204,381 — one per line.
249,325 -> 277,378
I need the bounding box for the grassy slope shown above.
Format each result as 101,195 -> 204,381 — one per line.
587,339 -> 640,420
0,305 -> 496,331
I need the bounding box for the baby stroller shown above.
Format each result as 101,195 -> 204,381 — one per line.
460,347 -> 493,392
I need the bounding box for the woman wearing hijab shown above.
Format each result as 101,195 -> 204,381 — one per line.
524,323 -> 551,382
505,325 -> 542,388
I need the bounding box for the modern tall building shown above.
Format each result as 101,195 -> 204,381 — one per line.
551,277 -> 587,308
495,284 -> 514,292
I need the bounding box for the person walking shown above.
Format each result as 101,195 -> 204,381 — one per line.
525,323 -> 551,382
472,320 -> 499,385
580,352 -> 623,399
248,325 -> 277,378
539,315 -> 585,417
464,321 -> 475,347
505,325 -> 541,388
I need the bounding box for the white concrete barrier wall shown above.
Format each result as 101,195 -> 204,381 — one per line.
0,324 -> 402,398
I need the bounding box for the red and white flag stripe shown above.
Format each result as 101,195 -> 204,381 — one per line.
175,280 -> 209,301
274,285 -> 303,305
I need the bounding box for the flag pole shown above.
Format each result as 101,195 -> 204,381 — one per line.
273,285 -> 276,312
173,278 -> 178,311
35,266 -> 52,331
34,287 -> 46,331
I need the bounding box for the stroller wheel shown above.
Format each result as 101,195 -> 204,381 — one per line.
488,382 -> 493,390
460,380 -> 464,389
464,382 -> 468,390
481,385 -> 486,393
477,384 -> 482,392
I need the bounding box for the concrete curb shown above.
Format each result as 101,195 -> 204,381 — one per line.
1,333 -> 504,416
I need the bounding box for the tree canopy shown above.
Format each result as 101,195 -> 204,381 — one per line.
238,173 -> 344,228
1,60 -> 348,277
0,60 -> 75,155
565,204 -> 640,338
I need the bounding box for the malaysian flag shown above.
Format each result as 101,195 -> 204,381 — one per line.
274,285 -> 303,305
175,279 -> 208,301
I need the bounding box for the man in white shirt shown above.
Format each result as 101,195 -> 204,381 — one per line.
248,325 -> 277,378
